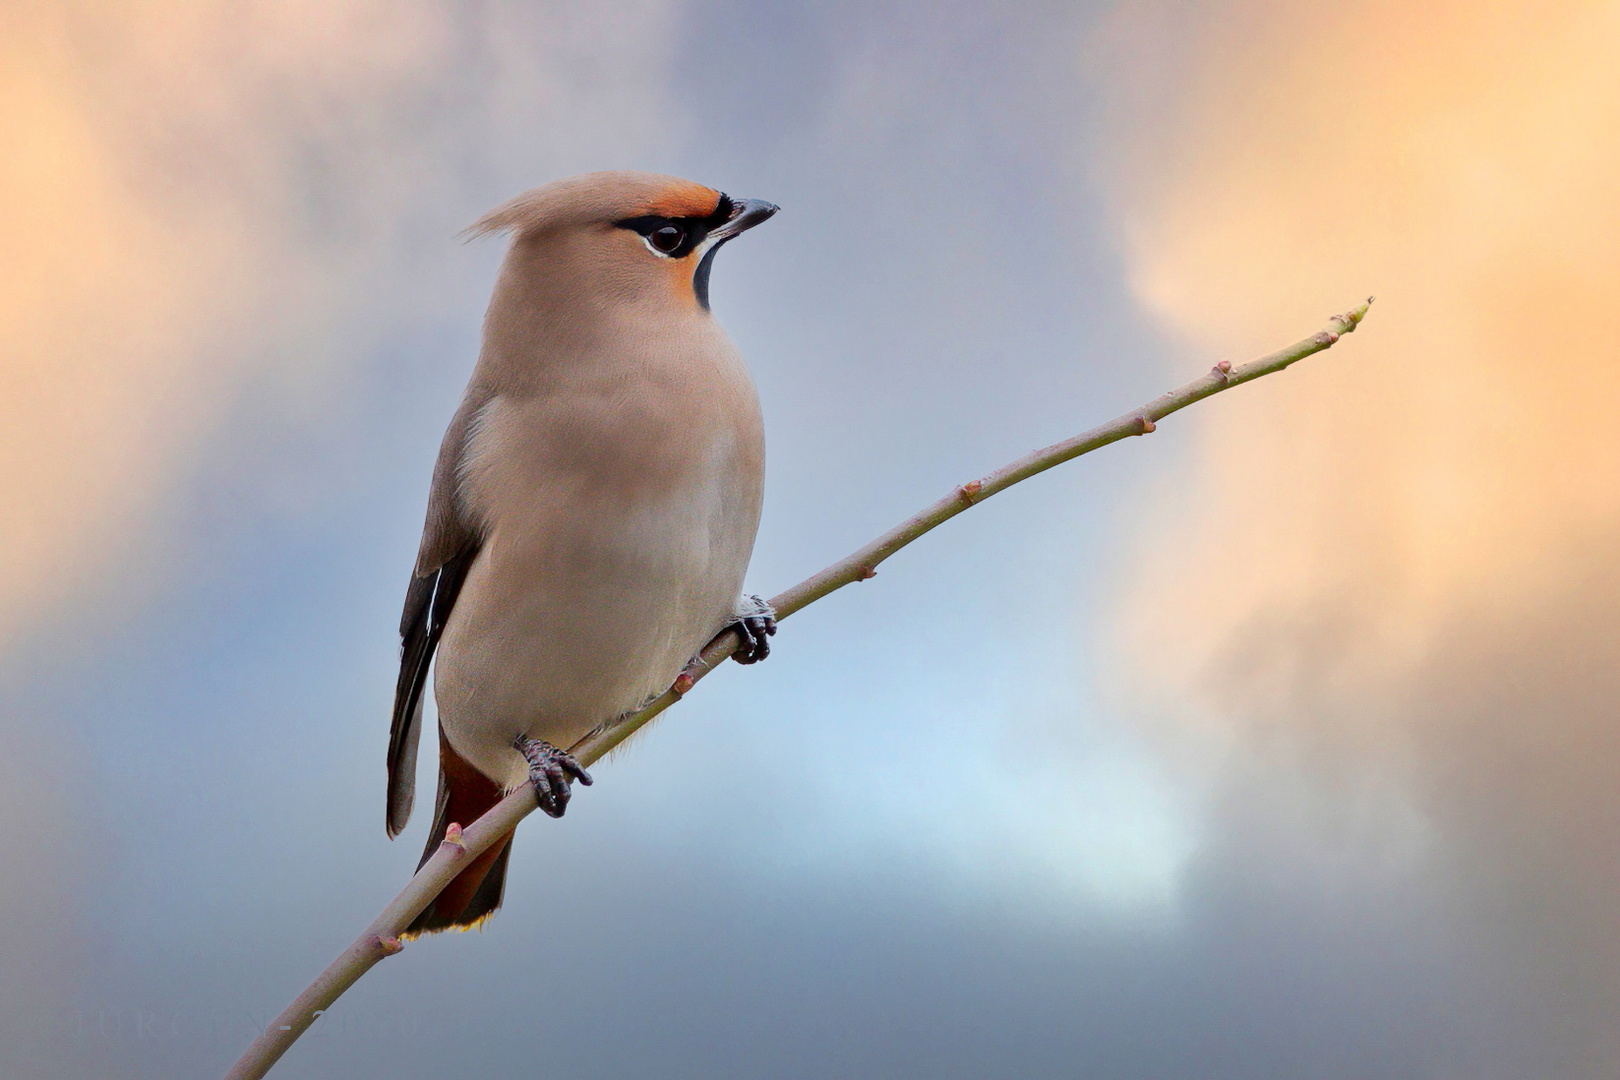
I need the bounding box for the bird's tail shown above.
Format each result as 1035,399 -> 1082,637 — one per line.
402,728 -> 514,938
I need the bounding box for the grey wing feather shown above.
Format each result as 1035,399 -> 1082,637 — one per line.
386,386 -> 491,838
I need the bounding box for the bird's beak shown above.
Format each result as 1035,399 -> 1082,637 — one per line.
692,196 -> 777,311
710,197 -> 779,243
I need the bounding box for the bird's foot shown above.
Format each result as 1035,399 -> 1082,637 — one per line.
728,594 -> 777,665
514,737 -> 592,818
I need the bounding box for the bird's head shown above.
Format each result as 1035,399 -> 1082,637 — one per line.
470,171 -> 778,314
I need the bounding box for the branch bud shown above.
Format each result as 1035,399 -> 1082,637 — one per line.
374,935 -> 404,956
1138,416 -> 1156,434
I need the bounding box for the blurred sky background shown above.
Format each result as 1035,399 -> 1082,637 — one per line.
3,1 -> 1618,1077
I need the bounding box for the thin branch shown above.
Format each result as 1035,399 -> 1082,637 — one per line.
223,297 -> 1373,1080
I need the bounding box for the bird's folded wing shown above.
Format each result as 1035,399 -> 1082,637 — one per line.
386,385 -> 490,838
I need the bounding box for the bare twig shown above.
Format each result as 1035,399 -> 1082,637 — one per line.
223,297 -> 1373,1080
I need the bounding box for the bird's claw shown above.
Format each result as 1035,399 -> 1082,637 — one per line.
514,737 -> 592,818
729,594 -> 777,664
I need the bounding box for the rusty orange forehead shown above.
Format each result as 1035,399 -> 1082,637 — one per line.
639,180 -> 723,219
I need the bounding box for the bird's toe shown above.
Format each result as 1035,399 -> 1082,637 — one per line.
515,737 -> 592,818
729,596 -> 778,664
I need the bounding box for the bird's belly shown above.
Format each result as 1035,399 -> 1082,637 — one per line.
433,480 -> 750,790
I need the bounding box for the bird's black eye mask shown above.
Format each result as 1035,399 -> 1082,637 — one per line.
616,194 -> 738,309
615,193 -> 736,259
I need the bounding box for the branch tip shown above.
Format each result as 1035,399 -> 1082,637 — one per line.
1332,296 -> 1374,333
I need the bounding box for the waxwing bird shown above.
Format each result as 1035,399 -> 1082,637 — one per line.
386,172 -> 779,936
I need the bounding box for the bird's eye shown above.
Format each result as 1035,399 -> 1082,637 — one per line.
649,225 -> 685,254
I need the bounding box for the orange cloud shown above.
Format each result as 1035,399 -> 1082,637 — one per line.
0,1 -> 680,645
0,2 -> 442,641
1091,0 -> 1620,721
1091,1 -> 1620,1062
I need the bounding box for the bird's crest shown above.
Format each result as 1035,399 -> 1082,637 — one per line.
463,172 -> 722,241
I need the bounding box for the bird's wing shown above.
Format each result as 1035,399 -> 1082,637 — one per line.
386,386 -> 490,838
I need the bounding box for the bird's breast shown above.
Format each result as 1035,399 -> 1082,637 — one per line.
462,330 -> 762,544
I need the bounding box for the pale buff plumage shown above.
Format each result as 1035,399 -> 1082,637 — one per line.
386,172 -> 775,934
